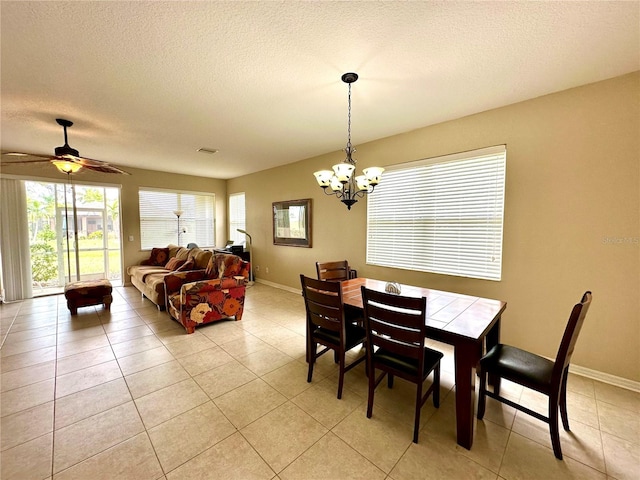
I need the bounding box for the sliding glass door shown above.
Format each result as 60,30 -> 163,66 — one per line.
26,180 -> 122,296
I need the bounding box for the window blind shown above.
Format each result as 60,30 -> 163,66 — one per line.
139,188 -> 215,249
367,145 -> 506,281
229,193 -> 246,245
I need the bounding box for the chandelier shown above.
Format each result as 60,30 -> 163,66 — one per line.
314,72 -> 384,210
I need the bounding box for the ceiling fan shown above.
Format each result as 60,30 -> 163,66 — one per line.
1,118 -> 129,175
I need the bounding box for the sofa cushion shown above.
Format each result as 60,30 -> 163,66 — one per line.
165,257 -> 186,271
167,244 -> 182,259
145,272 -> 170,296
191,249 -> 213,269
149,248 -> 169,266
175,247 -> 190,261
176,257 -> 195,271
128,264 -> 168,277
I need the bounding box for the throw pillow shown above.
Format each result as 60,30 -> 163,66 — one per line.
149,248 -> 169,266
165,257 -> 186,271
192,249 -> 213,269
176,257 -> 195,272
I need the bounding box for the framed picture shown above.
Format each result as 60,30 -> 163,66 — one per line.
273,199 -> 312,247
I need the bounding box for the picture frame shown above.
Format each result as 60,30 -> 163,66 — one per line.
273,199 -> 312,247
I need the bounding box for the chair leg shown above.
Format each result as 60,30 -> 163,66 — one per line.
477,367 -> 487,420
337,353 -> 345,399
433,364 -> 441,408
413,382 -> 423,443
559,369 -> 570,431
549,395 -> 563,460
388,373 -> 394,389
307,341 -> 316,383
367,365 -> 375,418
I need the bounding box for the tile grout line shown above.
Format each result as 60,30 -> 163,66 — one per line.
110,290 -> 169,477
50,294 -> 63,479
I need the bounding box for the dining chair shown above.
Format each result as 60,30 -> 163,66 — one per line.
477,291 -> 593,460
360,286 -> 443,443
316,260 -> 361,324
316,260 -> 356,282
300,275 -> 367,399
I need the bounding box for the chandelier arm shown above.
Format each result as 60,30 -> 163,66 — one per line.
353,190 -> 368,199
321,187 -> 348,200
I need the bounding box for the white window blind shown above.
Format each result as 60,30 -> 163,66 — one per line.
139,188 -> 215,249
367,145 -> 506,281
229,193 -> 246,245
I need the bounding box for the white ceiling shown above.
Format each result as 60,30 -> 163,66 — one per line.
1,1 -> 638,179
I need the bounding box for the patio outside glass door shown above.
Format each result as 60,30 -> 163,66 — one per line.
26,181 -> 122,296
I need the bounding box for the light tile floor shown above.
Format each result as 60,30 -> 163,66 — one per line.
1,283 -> 638,480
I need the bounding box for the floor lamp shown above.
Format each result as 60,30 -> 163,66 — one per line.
173,209 -> 184,246
237,228 -> 254,284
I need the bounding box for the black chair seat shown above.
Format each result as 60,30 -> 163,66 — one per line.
374,347 -> 443,378
480,344 -> 554,393
314,324 -> 366,350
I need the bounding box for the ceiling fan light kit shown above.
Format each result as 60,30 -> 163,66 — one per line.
52,159 -> 82,174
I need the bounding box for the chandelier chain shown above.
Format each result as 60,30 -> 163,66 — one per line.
347,83 -> 352,151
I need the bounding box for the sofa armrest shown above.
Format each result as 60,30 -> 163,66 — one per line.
181,277 -> 243,296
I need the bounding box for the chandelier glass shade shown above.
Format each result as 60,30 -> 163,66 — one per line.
313,72 -> 384,210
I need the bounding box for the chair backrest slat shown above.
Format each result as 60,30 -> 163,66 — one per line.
316,260 -> 350,282
361,287 -> 427,362
301,274 -> 346,337
307,303 -> 342,332
373,334 -> 423,359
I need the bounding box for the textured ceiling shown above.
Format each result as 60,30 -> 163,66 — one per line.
1,1 -> 638,179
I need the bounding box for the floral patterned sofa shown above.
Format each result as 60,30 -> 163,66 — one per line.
164,253 -> 250,334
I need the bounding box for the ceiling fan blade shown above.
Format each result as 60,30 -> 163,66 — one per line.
1,157 -> 53,165
81,163 -> 130,175
61,155 -> 104,167
70,155 -> 130,174
1,151 -> 52,162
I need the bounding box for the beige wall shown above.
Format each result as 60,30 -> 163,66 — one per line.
228,72 -> 640,382
1,73 -> 637,381
0,164 -> 228,281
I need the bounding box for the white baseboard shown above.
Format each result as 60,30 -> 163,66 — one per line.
255,278 -> 640,393
569,364 -> 640,393
254,278 -> 300,294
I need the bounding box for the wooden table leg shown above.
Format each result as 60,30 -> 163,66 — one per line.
486,317 -> 502,392
453,339 -> 482,449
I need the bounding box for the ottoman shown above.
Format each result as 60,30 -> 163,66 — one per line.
64,279 -> 113,315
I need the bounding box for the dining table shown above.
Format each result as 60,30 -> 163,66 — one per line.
340,277 -> 507,450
